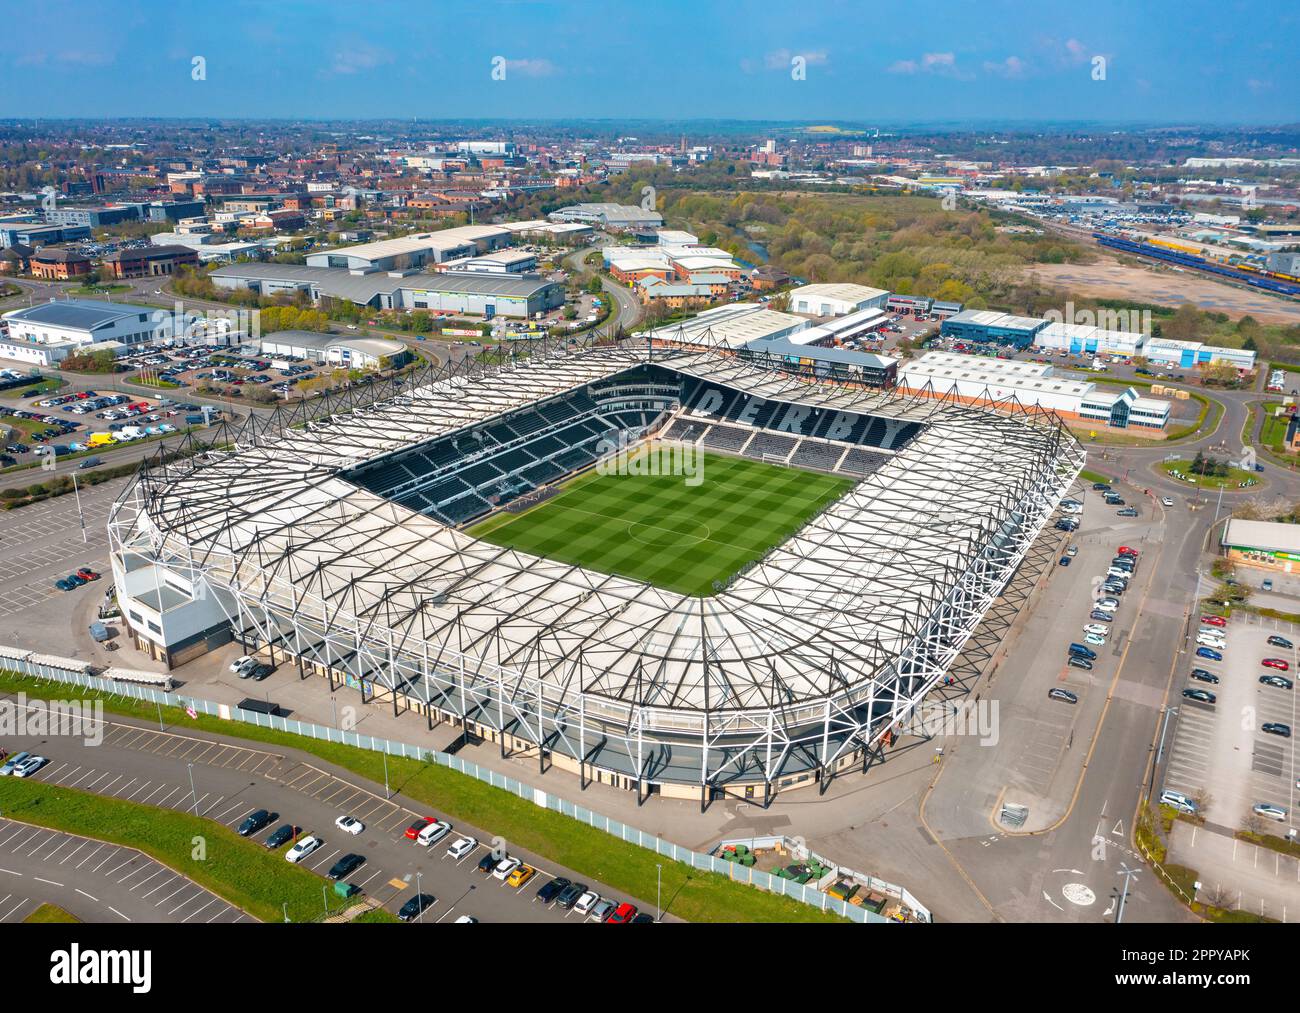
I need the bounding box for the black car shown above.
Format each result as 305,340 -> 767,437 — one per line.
1067,656 -> 1093,671
1189,669 -> 1219,684
327,853 -> 366,880
1092,482 -> 1111,491
237,809 -> 275,837
1262,722 -> 1292,738
1267,635 -> 1293,649
248,663 -> 274,682
630,913 -> 655,924
1182,688 -> 1216,704
1048,687 -> 1079,703
556,882 -> 587,909
476,852 -> 499,874
265,824 -> 301,849
1260,675 -> 1294,690
398,894 -> 436,922
536,876 -> 571,903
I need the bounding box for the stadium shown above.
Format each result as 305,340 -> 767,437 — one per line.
108,332 -> 1085,804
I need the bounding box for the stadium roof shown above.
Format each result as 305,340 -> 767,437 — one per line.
124,338 -> 1082,725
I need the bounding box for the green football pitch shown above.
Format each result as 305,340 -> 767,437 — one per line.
467,450 -> 854,596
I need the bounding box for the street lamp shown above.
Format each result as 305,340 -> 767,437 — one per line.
656,863 -> 662,923
186,762 -> 198,815
1115,864 -> 1140,923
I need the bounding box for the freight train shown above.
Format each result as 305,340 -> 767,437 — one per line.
1093,232 -> 1300,297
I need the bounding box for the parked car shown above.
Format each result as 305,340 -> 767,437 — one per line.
556,882 -> 587,909
1084,632 -> 1106,646
327,853 -> 366,880
1117,508 -> 1139,517
1082,624 -> 1110,636
416,820 -> 451,847
285,835 -> 323,863
1158,790 -> 1199,815
1189,669 -> 1219,684
12,755 -> 47,778
492,857 -> 522,881
574,890 -> 601,915
405,817 -> 435,840
0,751 -> 31,776
334,815 -> 364,836
1262,658 -> 1290,671
1267,635 -> 1293,649
1048,687 -> 1079,704
1253,803 -> 1288,822
1200,615 -> 1227,628
398,894 -> 436,922
1262,722 -> 1292,738
237,809 -> 275,837
505,864 -> 535,888
1260,674 -> 1294,690
476,852 -> 500,874
264,824 -> 301,849
1195,647 -> 1222,661
229,655 -> 257,677
537,876 -> 571,903
589,898 -> 617,922
1182,688 -> 1216,704
1089,611 -> 1115,623
445,835 -> 476,860
607,902 -> 638,923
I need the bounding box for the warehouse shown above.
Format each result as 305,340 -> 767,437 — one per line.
1143,338 -> 1257,371
439,249 -> 537,274
648,302 -> 809,348
305,225 -> 511,271
940,310 -> 1049,349
1033,321 -> 1146,357
1221,519 -> 1300,573
0,299 -> 182,365
788,282 -> 889,317
898,351 -> 1171,433
257,330 -> 410,370
210,263 -> 562,318
548,203 -> 664,229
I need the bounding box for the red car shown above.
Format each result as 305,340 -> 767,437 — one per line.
1199,616 -> 1226,627
1262,658 -> 1290,671
606,902 -> 638,923
1117,546 -> 1139,558
76,567 -> 100,581
404,817 -> 435,840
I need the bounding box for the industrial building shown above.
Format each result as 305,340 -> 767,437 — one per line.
647,302 -> 810,348
499,220 -> 593,242
548,203 -> 664,230
1143,338 -> 1257,371
305,226 -> 511,271
941,310 -> 1049,349
210,263 -> 563,318
439,249 -> 537,275
0,299 -> 183,365
789,283 -> 889,317
1033,321 -> 1146,357
899,351 -> 1170,433
0,222 -> 91,247
1221,519 -> 1300,573
257,330 -> 411,370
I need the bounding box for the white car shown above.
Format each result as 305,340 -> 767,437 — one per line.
453,915 -> 478,923
229,655 -> 256,676
335,815 -> 364,836
1253,803 -> 1288,822
1159,790 -> 1198,815
573,890 -> 600,915
0,751 -> 31,776
416,820 -> 451,847
12,755 -> 46,778
1082,624 -> 1110,637
1084,632 -> 1106,647
1161,496 -> 1174,507
446,835 -> 477,860
491,857 -> 522,881
1093,600 -> 1119,613
285,835 -> 323,863
1196,633 -> 1226,648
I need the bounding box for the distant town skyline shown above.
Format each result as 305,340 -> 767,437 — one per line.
0,0 -> 1296,125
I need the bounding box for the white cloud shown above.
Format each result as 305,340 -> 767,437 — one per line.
502,58 -> 556,77
763,48 -> 829,71
327,43 -> 393,76
888,52 -> 966,78
983,56 -> 1026,78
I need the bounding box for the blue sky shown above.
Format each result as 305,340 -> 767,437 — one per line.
0,0 -> 1295,124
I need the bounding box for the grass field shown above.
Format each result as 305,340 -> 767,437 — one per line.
468,450 -> 854,596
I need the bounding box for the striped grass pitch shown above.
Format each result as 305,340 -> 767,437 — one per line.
468,450 -> 854,596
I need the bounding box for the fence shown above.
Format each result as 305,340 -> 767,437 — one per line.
1,650 -> 910,925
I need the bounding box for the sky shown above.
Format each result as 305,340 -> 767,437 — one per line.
0,0 -> 1295,125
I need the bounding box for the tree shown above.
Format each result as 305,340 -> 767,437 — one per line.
1164,303 -> 1203,343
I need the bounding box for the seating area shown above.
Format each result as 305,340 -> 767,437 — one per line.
701,424 -> 751,452
789,441 -> 846,472
838,447 -> 891,477
745,431 -> 797,462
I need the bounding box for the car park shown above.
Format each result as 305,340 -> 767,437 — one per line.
1262,658 -> 1289,671
285,835 -> 323,863
1183,688 -> 1216,704
1048,687 -> 1079,703
1262,722 -> 1292,737
334,815 -> 364,836
237,809 -> 275,836
1189,669 -> 1219,684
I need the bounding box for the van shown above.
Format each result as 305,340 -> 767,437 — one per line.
1068,643 -> 1097,660
1158,790 -> 1198,815
77,456 -> 102,470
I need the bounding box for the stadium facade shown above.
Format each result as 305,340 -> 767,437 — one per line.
108,331 -> 1084,804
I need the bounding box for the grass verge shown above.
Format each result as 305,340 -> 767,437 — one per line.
24,903 -> 79,923
0,672 -> 845,923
